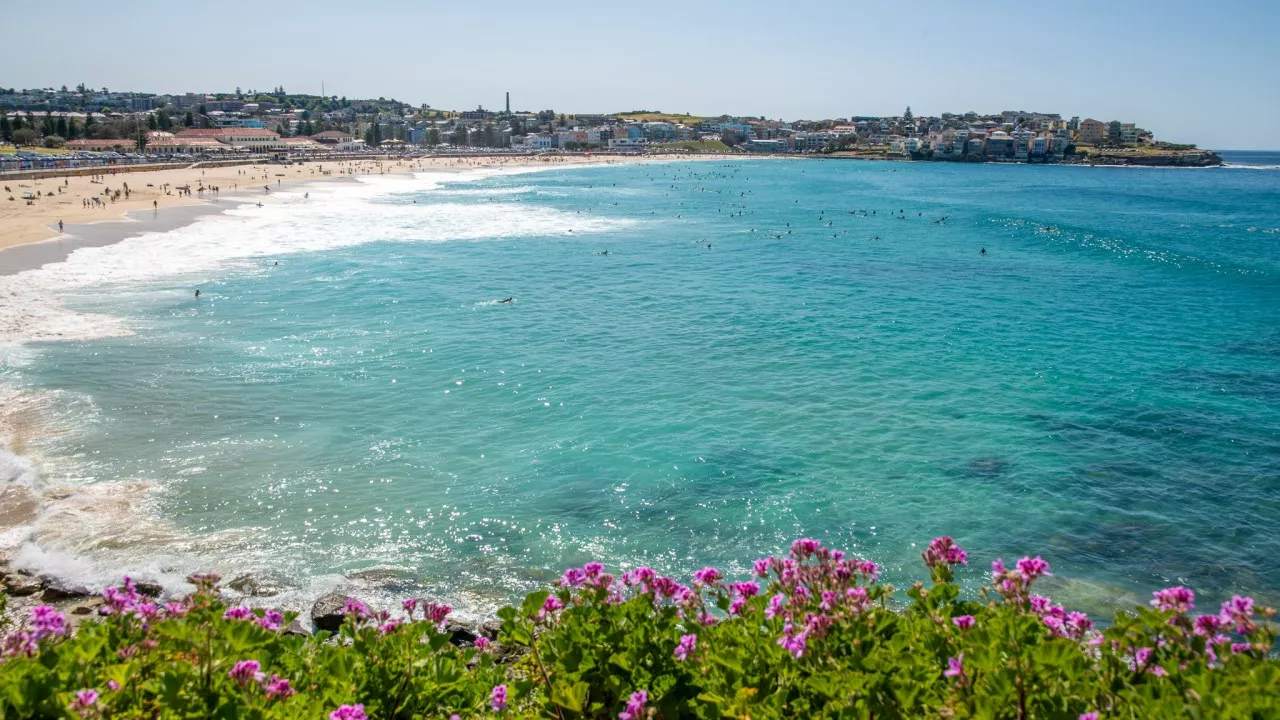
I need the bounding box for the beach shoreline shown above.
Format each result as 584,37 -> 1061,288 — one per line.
0,154 -> 677,272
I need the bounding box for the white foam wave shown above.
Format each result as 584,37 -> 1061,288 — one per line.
0,167 -> 632,346
1220,163 -> 1280,170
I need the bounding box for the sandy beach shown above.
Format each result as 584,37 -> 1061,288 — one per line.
0,154 -> 651,261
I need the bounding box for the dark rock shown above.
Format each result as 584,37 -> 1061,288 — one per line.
39,576 -> 94,601
71,598 -> 104,615
311,591 -> 353,633
478,620 -> 501,640
228,574 -> 281,597
283,617 -> 310,636
4,572 -> 43,596
345,568 -> 408,583
134,580 -> 164,598
445,621 -> 479,646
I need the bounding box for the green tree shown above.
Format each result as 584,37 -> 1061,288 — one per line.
156,108 -> 171,130
183,111 -> 194,127
146,113 -> 157,130
451,125 -> 468,146
0,114 -> 11,142
41,112 -> 56,136
426,127 -> 440,146
43,134 -> 65,148
903,106 -> 913,123
65,117 -> 79,140
11,127 -> 39,146
721,129 -> 747,147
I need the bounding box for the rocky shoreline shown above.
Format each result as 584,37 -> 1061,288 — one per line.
1,564 -> 515,655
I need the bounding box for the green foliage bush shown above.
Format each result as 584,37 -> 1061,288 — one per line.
1,538 -> 1275,719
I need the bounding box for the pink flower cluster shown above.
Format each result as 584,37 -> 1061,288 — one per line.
490,684 -> 508,712
674,633 -> 697,661
70,689 -> 98,717
223,606 -> 285,632
617,690 -> 648,720
225,659 -> 293,700
922,536 -> 969,568
330,704 -> 367,720
991,556 -> 1051,602
402,598 -> 451,625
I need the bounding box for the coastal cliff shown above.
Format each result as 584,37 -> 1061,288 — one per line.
1081,149 -> 1223,167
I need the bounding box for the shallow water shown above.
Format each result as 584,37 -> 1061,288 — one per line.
3,154 -> 1279,617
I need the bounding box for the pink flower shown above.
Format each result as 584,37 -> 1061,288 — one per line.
1,631 -> 37,658
30,606 -> 67,640
330,705 -> 368,720
856,561 -> 879,580
952,615 -> 975,630
730,581 -> 760,598
1220,595 -> 1255,632
377,620 -> 400,634
423,601 -> 451,624
342,598 -> 371,620
163,601 -> 188,617
776,623 -> 808,658
538,595 -> 564,621
1079,713 -> 1100,720
187,572 -> 221,591
692,567 -> 722,586
622,567 -> 656,588
618,690 -> 648,720
262,674 -> 294,700
490,684 -> 508,712
583,562 -> 605,578
944,654 -> 965,679
674,633 -> 697,661
1131,647 -> 1154,672
729,597 -> 746,615
922,536 -> 968,568
107,681 -> 121,691
223,606 -> 252,621
561,567 -> 587,587
1231,642 -> 1254,654
1065,611 -> 1093,638
1015,556 -> 1051,583
475,636 -> 491,650
791,538 -> 822,558
70,689 -> 98,716
256,609 -> 284,632
753,558 -> 770,577
1194,613 -> 1223,636
765,593 -> 787,620
228,659 -> 261,685
1151,586 -> 1195,614
402,598 -> 418,616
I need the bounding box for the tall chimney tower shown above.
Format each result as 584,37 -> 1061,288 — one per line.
506,92 -> 510,114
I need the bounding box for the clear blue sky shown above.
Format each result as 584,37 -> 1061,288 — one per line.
10,0 -> 1279,149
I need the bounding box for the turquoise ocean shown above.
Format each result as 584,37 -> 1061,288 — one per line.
2,152 -> 1278,617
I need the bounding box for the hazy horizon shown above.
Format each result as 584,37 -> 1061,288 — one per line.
9,0 -> 1280,150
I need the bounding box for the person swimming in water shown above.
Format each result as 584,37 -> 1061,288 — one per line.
195,289 -> 201,298
981,248 -> 986,255
499,297 -> 513,304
